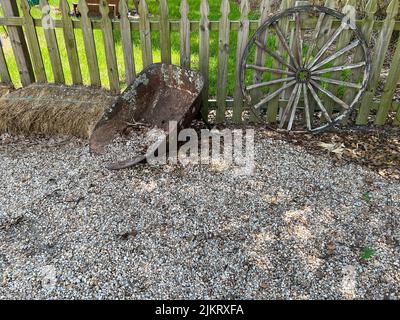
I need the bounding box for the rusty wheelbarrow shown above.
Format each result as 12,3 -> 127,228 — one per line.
90,63 -> 204,169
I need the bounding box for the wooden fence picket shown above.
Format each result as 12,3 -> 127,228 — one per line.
119,0 -> 136,86
216,0 -> 230,123
20,0 -> 47,83
375,35 -> 400,124
179,0 -> 190,68
0,39 -> 11,84
199,0 -> 210,118
78,0 -> 101,86
60,0 -> 82,85
0,0 -> 35,86
344,0 -> 377,105
40,0 -> 65,84
325,0 -> 356,117
160,0 -> 171,64
249,0 -> 271,123
99,0 -> 119,94
312,0 -> 335,122
232,0 -> 250,123
356,0 -> 399,124
266,0 -> 291,123
139,0 -> 152,68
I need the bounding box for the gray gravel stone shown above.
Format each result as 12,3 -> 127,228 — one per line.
0,130 -> 399,299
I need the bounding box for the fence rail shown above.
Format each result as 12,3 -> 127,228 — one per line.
0,0 -> 400,125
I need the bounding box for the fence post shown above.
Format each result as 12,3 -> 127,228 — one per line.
78,0 -> 101,87
99,0 -> 120,94
249,0 -> 271,123
119,0 -> 136,86
0,0 -> 35,86
179,0 -> 190,69
232,0 -> 249,123
159,0 -> 171,64
60,0 -> 82,85
139,0 -> 152,68
356,0 -> 399,124
216,0 -> 230,123
199,0 -> 210,119
20,0 -> 47,83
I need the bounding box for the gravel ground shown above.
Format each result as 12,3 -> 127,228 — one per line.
0,129 -> 399,300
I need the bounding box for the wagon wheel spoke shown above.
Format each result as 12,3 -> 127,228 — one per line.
273,22 -> 300,69
279,83 -> 300,128
253,80 -> 297,110
305,12 -> 326,65
310,40 -> 361,71
287,83 -> 303,131
310,79 -> 349,110
312,61 -> 366,75
246,64 -> 295,76
307,83 -> 333,123
295,12 -> 303,67
302,83 -> 312,131
247,77 -> 296,91
307,23 -> 346,69
311,76 -> 362,89
255,39 -> 297,72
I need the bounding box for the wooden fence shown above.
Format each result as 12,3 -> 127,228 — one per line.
0,0 -> 400,125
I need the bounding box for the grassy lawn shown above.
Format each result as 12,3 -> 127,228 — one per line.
1,1 -> 262,96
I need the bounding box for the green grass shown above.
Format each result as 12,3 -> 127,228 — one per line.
1,0 -> 261,96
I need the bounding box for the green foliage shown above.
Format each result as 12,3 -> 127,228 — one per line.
361,246 -> 375,260
362,191 -> 371,203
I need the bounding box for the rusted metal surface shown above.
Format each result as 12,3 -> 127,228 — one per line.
89,63 -> 204,169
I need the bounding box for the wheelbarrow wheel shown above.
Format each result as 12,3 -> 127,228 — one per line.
240,5 -> 370,133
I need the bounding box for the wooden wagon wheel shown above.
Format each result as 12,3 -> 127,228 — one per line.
240,5 -> 371,133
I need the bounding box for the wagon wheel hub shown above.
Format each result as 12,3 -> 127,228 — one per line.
296,68 -> 311,84
240,5 -> 370,133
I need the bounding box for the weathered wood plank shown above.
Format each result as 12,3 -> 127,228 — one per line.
0,37 -> 11,84
324,0 -> 356,117
78,0 -> 101,86
356,0 -> 399,124
179,0 -> 190,68
40,0 -> 65,83
216,0 -> 230,123
344,0 -> 377,105
159,0 -> 171,64
0,0 -> 35,86
60,0 -> 82,85
232,0 -> 250,123
20,0 -> 47,83
139,0 -> 152,68
250,0 -> 271,122
99,0 -> 119,94
375,34 -> 400,124
266,0 -> 291,123
119,0 -> 135,86
199,0 -> 210,119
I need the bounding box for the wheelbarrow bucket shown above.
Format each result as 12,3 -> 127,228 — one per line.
89,63 -> 204,168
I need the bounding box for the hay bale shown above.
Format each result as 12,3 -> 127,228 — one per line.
0,84 -> 117,139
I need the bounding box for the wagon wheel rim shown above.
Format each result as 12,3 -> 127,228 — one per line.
240,5 -> 371,133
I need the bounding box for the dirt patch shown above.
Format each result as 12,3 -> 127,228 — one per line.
262,126 -> 400,180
